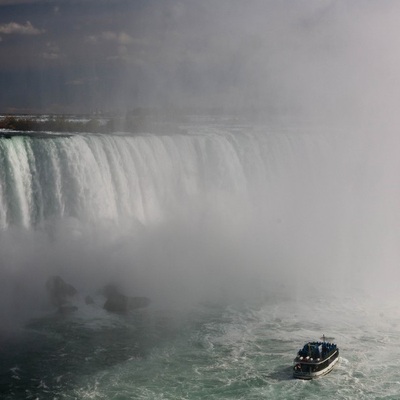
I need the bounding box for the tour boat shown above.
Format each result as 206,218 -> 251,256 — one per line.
293,337 -> 339,379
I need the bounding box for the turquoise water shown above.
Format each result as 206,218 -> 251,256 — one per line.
2,294 -> 400,399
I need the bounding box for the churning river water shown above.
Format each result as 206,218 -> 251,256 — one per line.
2,294 -> 400,399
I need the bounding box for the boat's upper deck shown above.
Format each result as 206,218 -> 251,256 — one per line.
295,341 -> 338,363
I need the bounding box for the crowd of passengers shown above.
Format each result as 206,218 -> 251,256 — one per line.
297,341 -> 337,359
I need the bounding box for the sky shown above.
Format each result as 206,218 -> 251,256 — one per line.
0,0 -> 400,118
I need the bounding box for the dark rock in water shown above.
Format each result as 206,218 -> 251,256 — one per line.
103,294 -> 150,313
102,284 -> 150,313
129,296 -> 151,309
58,305 -> 79,315
101,283 -> 120,298
46,275 -> 77,307
85,295 -> 94,305
103,293 -> 129,312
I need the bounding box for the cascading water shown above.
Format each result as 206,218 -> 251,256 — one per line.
0,129 -> 320,230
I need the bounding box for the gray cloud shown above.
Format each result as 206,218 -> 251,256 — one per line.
86,31 -> 134,46
0,21 -> 43,35
0,0 -> 400,119
42,41 -> 64,60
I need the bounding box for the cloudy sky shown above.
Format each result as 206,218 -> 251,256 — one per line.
0,0 -> 399,118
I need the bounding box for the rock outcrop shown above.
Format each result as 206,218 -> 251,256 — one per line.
46,275 -> 77,307
45,279 -> 150,315
102,284 -> 150,313
85,295 -> 94,305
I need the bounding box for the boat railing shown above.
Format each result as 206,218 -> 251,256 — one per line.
294,348 -> 338,366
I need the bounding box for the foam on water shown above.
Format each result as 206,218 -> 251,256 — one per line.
2,281 -> 400,398
26,295 -> 397,399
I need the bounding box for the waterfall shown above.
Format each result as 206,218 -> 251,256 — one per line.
0,129 -> 327,231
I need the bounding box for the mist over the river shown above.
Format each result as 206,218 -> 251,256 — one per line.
1,1 -> 400,330
0,121 -> 399,332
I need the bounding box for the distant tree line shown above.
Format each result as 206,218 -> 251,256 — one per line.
0,115 -> 156,133
0,116 -> 115,133
0,107 -> 251,134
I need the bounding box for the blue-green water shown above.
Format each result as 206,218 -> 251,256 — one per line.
2,295 -> 400,399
